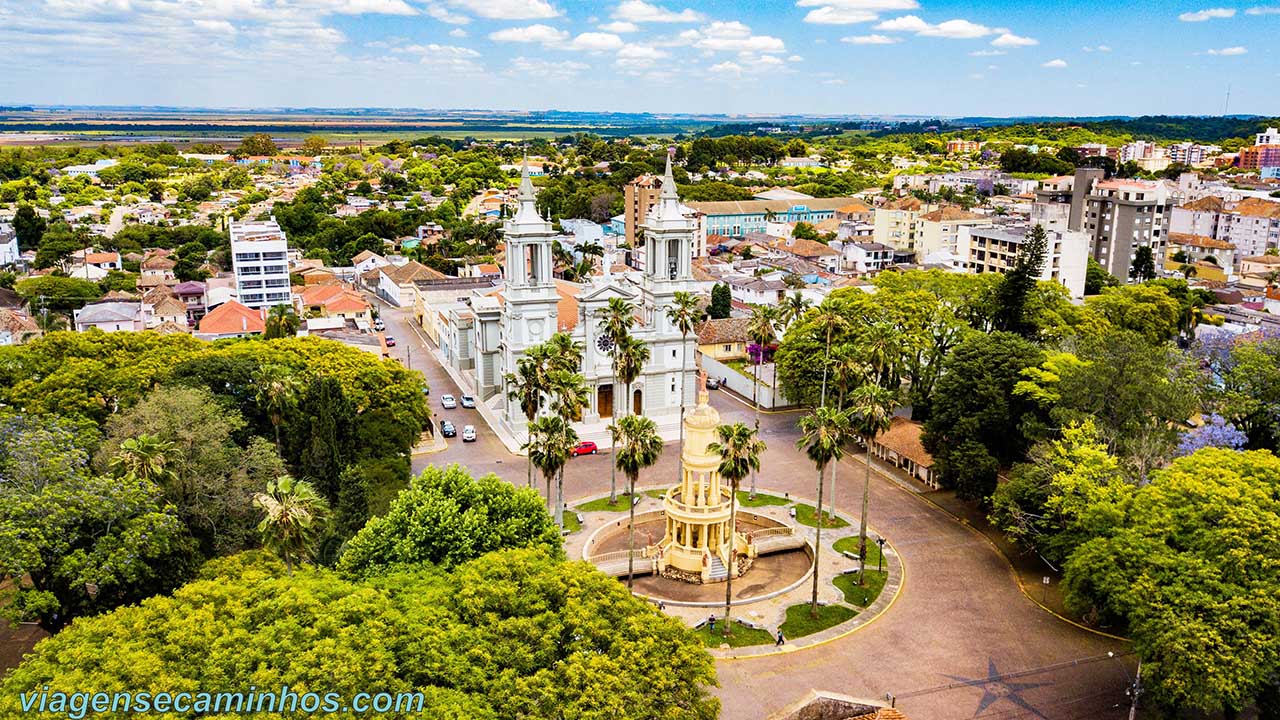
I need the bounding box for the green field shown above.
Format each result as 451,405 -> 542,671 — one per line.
780,603 -> 857,639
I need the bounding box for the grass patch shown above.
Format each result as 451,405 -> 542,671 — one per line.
560,512 -> 582,534
692,620 -> 774,648
832,537 -> 884,568
794,503 -> 849,529
576,495 -> 631,512
736,490 -> 791,507
780,603 -> 858,639
833,570 -> 888,607
644,489 -> 668,499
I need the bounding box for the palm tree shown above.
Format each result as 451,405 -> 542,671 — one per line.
264,303 -> 299,339
849,383 -> 898,576
254,364 -> 300,453
598,297 -> 638,504
860,321 -> 901,390
35,311 -> 68,333
505,356 -> 546,488
781,291 -> 812,329
610,414 -> 663,588
666,291 -> 701,482
708,422 -> 766,638
526,415 -> 577,526
579,241 -> 605,260
253,474 -> 329,576
547,368 -> 589,526
797,406 -> 853,616
827,351 -> 869,521
746,305 -> 778,498
108,434 -> 176,487
809,306 -> 850,407
615,334 -> 650,419
545,332 -> 584,373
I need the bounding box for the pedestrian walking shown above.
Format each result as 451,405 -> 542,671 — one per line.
775,630 -> 785,646
708,614 -> 716,632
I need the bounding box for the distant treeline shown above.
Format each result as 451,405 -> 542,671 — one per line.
0,121 -> 695,137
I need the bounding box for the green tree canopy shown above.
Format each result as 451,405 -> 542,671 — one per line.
0,550 -> 720,720
1062,448 -> 1280,715
339,464 -> 562,576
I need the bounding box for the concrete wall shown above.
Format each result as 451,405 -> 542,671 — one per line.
701,354 -> 794,409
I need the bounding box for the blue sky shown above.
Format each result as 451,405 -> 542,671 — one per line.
0,0 -> 1275,116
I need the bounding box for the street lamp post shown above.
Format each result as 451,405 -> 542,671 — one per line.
1108,652 -> 1142,720
876,536 -> 886,574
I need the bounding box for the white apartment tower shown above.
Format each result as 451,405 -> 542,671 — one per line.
230,219 -> 292,310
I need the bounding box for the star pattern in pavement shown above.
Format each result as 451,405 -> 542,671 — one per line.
943,658 -> 1052,718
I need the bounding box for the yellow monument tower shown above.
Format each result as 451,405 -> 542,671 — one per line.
649,371 -> 756,583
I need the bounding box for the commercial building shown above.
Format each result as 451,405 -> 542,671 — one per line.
229,219 -> 292,310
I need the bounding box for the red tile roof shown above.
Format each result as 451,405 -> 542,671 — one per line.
197,301 -> 265,335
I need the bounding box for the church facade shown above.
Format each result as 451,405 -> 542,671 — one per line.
469,158 -> 700,445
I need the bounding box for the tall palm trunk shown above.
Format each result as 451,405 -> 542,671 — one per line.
626,472 -> 637,588
609,356 -> 619,504
750,360 -> 760,499
810,461 -> 827,616
676,331 -> 688,483
527,454 -> 534,488
859,453 -> 871,585
723,478 -> 738,637
828,385 -> 845,522
555,468 -> 565,528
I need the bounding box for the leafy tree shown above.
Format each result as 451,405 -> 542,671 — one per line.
291,375 -> 354,502
1084,284 -> 1181,344
709,282 -> 731,319
233,132 -> 278,158
797,406 -> 852,613
12,203 -> 45,249
708,422 -> 765,637
0,473 -> 196,632
14,275 -> 103,313
992,224 -> 1048,337
253,475 -> 329,575
1212,335 -> 1280,451
525,414 -> 577,522
990,420 -> 1134,568
923,332 -> 1043,501
0,550 -> 720,720
1062,449 -> 1280,715
34,222 -> 84,269
338,464 -> 561,576
97,385 -> 280,557
254,363 -> 300,452
610,415 -> 663,587
301,136 -> 328,155
0,414 -> 91,494
1129,245 -> 1156,282
1176,413 -> 1247,456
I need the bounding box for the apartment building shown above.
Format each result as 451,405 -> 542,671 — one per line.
229,219 -> 292,310
913,206 -> 988,259
872,196 -> 932,255
623,173 -> 662,249
1036,169 -> 1172,280
1171,196 -> 1280,260
956,217 -> 1089,298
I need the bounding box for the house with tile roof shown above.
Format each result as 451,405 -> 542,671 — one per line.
0,308 -> 41,345
694,317 -> 751,361
195,300 -> 266,340
73,302 -> 145,333
147,295 -> 189,328
1172,195 -> 1280,261
352,249 -> 390,276
297,284 -> 372,324
869,416 -> 937,489
377,260 -> 447,306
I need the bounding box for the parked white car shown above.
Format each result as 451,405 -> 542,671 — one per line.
441,394 -> 457,409
462,425 -> 477,442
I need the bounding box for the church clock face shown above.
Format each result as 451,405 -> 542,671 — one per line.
530,320 -> 544,337
596,334 -> 614,353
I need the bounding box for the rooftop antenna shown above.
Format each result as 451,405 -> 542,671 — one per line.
1224,83 -> 1231,116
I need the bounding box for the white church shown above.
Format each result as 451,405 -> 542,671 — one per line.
463,157 -> 701,446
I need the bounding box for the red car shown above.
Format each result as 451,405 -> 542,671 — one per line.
384,336 -> 396,347
572,441 -> 598,456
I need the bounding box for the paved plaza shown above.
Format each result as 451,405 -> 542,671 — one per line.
383,303 -> 1138,720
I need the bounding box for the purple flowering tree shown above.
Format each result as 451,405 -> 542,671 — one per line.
1176,414 -> 1248,456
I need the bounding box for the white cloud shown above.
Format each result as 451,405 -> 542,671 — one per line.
803,7 -> 878,24
709,60 -> 743,76
1246,5 -> 1280,14
787,54 -> 803,61
1178,7 -> 1235,21
678,21 -> 786,54
617,44 -> 668,60
822,78 -> 847,85
875,14 -> 995,38
599,20 -> 639,32
425,3 -> 471,24
314,0 -> 416,15
193,19 -> 236,34
488,23 -> 569,44
567,31 -> 623,50
1207,45 -> 1248,55
842,33 -> 899,44
449,0 -> 559,20
1042,58 -> 1067,68
1097,45 -> 1112,51
449,27 -> 468,37
507,55 -> 588,78
795,0 -> 918,7
990,32 -> 1036,47
969,49 -> 1004,56
613,0 -> 702,23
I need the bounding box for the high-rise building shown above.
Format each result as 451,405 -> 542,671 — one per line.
229,219 -> 292,310
1256,127 -> 1280,146
1037,169 -> 1173,280
623,173 -> 662,251
956,213 -> 1089,298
